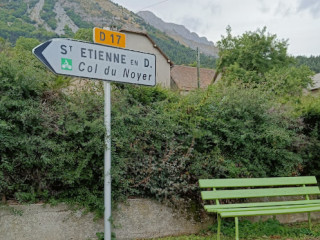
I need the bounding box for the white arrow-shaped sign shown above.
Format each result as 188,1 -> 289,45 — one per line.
33,38 -> 156,86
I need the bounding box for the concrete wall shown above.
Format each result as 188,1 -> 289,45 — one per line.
112,198 -> 212,239
2,198 -> 320,240
0,199 -> 212,240
0,203 -> 103,240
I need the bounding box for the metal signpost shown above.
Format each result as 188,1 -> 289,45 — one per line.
33,36 -> 156,240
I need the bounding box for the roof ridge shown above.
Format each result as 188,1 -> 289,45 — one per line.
119,29 -> 173,66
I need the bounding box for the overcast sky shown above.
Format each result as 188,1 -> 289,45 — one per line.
111,0 -> 320,56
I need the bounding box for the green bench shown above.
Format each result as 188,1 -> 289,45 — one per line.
199,176 -> 320,240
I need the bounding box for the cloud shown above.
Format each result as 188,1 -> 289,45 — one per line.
273,1 -> 295,17
258,0 -> 271,13
181,16 -> 202,32
206,2 -> 221,15
176,0 -> 221,33
297,0 -> 320,18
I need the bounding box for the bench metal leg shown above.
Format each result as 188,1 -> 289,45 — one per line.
217,214 -> 221,240
235,217 -> 239,240
308,212 -> 312,230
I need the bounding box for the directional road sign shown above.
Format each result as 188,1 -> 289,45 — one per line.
33,38 -> 156,86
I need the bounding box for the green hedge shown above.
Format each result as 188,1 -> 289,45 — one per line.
0,38 -> 316,215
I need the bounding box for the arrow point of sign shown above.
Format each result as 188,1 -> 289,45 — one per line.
33,40 -> 56,73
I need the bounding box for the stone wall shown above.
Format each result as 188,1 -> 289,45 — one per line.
0,203 -> 103,240
1,198 -> 319,240
0,199 -> 212,240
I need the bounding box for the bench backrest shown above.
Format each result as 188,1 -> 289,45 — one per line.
199,176 -> 320,203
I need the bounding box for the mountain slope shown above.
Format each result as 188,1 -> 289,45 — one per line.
137,10 -> 218,57
0,0 -> 216,68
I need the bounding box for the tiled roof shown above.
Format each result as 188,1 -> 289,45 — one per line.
170,65 -> 217,91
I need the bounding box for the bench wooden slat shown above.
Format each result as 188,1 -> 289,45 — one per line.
201,186 -> 320,200
204,199 -> 320,212
217,203 -> 320,213
220,205 -> 320,218
199,176 -> 317,188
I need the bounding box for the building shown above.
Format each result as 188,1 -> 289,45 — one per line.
309,73 -> 320,94
170,65 -> 219,93
120,29 -> 173,88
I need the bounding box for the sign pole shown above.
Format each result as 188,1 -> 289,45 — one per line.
104,80 -> 112,240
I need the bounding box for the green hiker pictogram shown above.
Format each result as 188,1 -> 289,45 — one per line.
61,58 -> 72,71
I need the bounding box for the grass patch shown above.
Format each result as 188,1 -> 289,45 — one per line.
146,219 -> 320,240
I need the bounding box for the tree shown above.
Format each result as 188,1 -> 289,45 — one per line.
217,26 -> 294,76
62,25 -> 75,38
296,55 -> 320,73
15,37 -> 40,51
215,26 -> 313,96
74,28 -> 93,42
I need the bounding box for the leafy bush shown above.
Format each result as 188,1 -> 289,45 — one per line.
0,39 -> 313,215
187,84 -> 304,179
110,83 -> 306,206
264,65 -> 314,97
0,39 -> 55,201
296,55 -> 320,73
295,95 -> 320,181
110,85 -> 194,201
